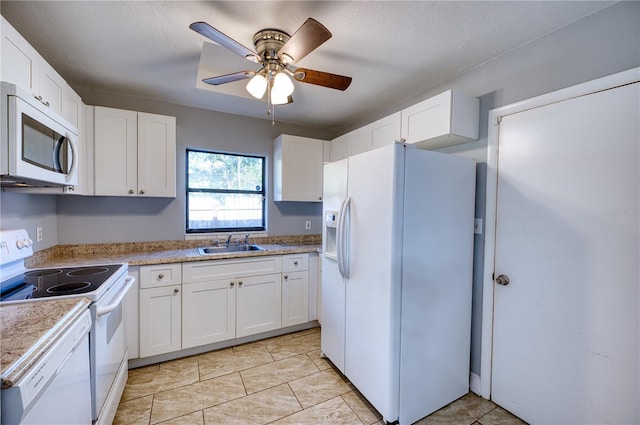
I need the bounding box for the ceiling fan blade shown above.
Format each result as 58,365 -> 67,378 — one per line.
202,71 -> 256,85
293,68 -> 352,91
190,22 -> 261,62
278,18 -> 331,64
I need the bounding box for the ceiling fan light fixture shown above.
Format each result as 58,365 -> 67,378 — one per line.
272,72 -> 295,98
271,91 -> 290,105
246,74 -> 267,98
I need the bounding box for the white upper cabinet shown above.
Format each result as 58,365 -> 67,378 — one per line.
330,112 -> 401,161
94,106 -> 176,197
400,89 -> 479,149
1,16 -> 83,128
274,134 -> 326,202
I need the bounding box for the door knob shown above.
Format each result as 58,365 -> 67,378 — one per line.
495,274 -> 510,286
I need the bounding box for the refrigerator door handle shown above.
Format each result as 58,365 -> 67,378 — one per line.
338,197 -> 351,279
336,198 -> 347,278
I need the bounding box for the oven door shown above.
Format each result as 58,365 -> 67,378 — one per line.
90,274 -> 134,423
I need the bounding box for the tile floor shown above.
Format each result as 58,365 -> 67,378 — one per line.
115,327 -> 527,425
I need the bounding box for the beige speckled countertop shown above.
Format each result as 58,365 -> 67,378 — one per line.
1,297 -> 91,389
27,235 -> 322,269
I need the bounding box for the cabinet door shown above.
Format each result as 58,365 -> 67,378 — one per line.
182,280 -> 236,349
139,285 -> 181,357
370,112 -> 401,150
1,16 -> 40,95
330,135 -> 350,162
274,135 -> 324,202
236,273 -> 282,337
39,65 -> 65,117
282,271 -> 309,327
401,90 -> 479,149
348,128 -> 369,156
137,112 -> 176,197
94,107 -> 138,196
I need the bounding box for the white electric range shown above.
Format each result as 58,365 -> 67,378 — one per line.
0,229 -> 134,425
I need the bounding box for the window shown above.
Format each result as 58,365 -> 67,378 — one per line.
186,149 -> 266,233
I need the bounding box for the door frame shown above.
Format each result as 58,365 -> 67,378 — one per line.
479,66 -> 640,398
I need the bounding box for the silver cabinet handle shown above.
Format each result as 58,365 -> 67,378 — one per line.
173,287 -> 180,294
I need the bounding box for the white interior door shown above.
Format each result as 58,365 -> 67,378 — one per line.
492,82 -> 639,424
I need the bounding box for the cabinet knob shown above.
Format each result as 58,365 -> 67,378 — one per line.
139,190 -> 145,195
495,274 -> 510,286
284,275 -> 288,280
293,261 -> 298,266
128,189 -> 135,194
173,288 -> 180,294
318,196 -> 322,200
238,281 -> 243,287
158,274 -> 164,279
230,282 -> 235,287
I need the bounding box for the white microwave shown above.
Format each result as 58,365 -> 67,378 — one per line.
1,82 -> 78,187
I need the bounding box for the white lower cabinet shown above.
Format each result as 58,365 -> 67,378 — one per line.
139,263 -> 182,358
282,271 -> 309,327
282,253 -> 310,327
182,279 -> 235,349
139,254 -> 313,358
236,273 -> 282,338
139,284 -> 182,357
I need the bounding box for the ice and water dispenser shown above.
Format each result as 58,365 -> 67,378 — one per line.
324,211 -> 338,259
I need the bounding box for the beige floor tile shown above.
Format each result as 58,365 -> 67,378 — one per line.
288,368 -> 352,408
240,353 -> 319,394
157,410 -> 205,425
290,327 -> 321,338
232,333 -> 294,352
478,407 -> 528,425
202,383 -> 302,425
306,349 -> 332,371
270,396 -> 364,425
422,393 -> 496,425
266,332 -> 321,360
113,394 -> 153,425
128,363 -> 160,377
122,362 -> 200,401
198,345 -> 274,381
150,372 -> 246,424
341,390 -> 383,425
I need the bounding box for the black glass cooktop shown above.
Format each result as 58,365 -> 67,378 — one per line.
0,265 -> 122,302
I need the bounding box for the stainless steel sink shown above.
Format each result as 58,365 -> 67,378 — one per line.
198,244 -> 265,255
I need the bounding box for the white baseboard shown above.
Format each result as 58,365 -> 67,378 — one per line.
470,372 -> 483,396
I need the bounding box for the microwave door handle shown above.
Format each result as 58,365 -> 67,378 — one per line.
96,276 -> 135,317
64,133 -> 78,184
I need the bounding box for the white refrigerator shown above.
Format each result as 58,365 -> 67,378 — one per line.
321,142 -> 476,425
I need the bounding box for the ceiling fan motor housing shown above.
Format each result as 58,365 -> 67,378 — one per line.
253,29 -> 290,61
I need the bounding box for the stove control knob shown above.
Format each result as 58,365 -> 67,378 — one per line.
16,240 -> 25,249
25,238 -> 33,247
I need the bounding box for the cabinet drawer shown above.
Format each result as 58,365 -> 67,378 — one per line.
140,263 -> 182,288
183,256 -> 282,283
282,253 -> 309,272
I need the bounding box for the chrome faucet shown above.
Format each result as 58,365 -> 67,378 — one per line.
244,234 -> 250,246
226,234 -> 232,247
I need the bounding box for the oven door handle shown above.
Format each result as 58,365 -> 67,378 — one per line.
96,276 -> 135,317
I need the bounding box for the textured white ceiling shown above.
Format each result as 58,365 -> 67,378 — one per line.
1,1 -> 615,131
